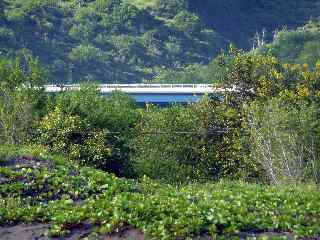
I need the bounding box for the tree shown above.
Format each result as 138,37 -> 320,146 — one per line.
130,99 -> 249,183
0,0 -> 6,22
39,85 -> 140,176
220,47 -> 287,103
214,47 -> 320,183
299,41 -> 320,68
155,0 -> 187,19
256,21 -> 320,69
39,106 -> 111,168
0,56 -> 46,144
246,98 -> 320,184
171,11 -> 201,35
0,0 -> 230,84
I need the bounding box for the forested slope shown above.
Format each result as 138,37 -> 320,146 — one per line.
0,0 -> 319,84
189,0 -> 320,49
256,21 -> 320,68
0,0 -> 227,83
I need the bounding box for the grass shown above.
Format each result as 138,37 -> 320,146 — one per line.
0,146 -> 320,239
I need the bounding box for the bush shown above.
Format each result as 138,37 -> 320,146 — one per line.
155,0 -> 187,18
246,98 -> 320,184
38,85 -> 140,176
0,56 -> 47,145
38,107 -> 111,168
130,99 -> 250,183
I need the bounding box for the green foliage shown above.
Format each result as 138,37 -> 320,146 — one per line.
1,0 -> 318,84
171,10 -> 200,34
190,0 -> 320,49
149,52 -> 234,85
150,64 -> 208,84
126,0 -> 159,9
220,47 -> 286,101
38,85 -> 139,176
0,144 -> 57,164
154,0 -> 187,18
38,106 -> 111,168
130,99 -> 249,183
257,21 -> 320,68
2,3 -> 320,235
246,98 -> 320,184
69,44 -> 105,65
0,0 -> 228,84
222,46 -> 320,101
206,47 -> 320,184
1,149 -> 320,239
0,56 -> 47,145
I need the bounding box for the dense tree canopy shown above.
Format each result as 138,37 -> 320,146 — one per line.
0,0 -> 319,84
190,0 -> 320,49
256,21 -> 320,68
0,0 -> 227,84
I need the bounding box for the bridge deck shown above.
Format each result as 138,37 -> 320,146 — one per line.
45,84 -> 235,94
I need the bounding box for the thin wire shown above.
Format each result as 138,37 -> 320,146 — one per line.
105,131 -> 229,135
34,129 -> 231,135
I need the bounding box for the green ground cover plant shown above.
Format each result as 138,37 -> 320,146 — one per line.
0,146 -> 319,239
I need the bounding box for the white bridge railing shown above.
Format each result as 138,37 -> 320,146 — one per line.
45,84 -> 236,94
100,84 -> 214,88
46,84 -> 214,88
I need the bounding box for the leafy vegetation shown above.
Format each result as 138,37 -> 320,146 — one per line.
1,146 -> 320,239
131,99 -> 250,183
256,21 -> 320,68
38,85 -> 140,177
0,0 -> 319,84
190,0 -> 320,49
246,98 -> 320,184
1,45 -> 319,184
0,0 -> 227,84
0,56 -> 47,145
1,2 -> 320,238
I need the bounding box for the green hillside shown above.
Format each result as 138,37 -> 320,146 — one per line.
256,21 -> 320,68
0,0 -> 227,84
0,0 -> 319,83
189,0 -> 320,49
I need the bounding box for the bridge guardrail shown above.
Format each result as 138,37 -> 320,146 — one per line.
99,84 -> 214,89
44,84 -> 238,93
45,84 -> 215,90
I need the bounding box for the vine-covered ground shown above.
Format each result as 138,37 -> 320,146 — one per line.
0,147 -> 320,240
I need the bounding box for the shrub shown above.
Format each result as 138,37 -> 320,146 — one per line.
38,107 -> 111,168
246,98 -> 320,184
0,56 -> 47,145
130,99 -> 250,183
38,85 -> 139,176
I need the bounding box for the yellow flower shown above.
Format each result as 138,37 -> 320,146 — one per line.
282,63 -> 289,69
297,85 -> 310,98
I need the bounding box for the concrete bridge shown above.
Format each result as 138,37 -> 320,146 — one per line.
45,84 -> 235,104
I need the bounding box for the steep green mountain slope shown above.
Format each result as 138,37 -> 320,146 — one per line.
0,0 -> 319,83
0,0 -> 227,84
256,21 -> 320,68
189,0 -> 320,49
